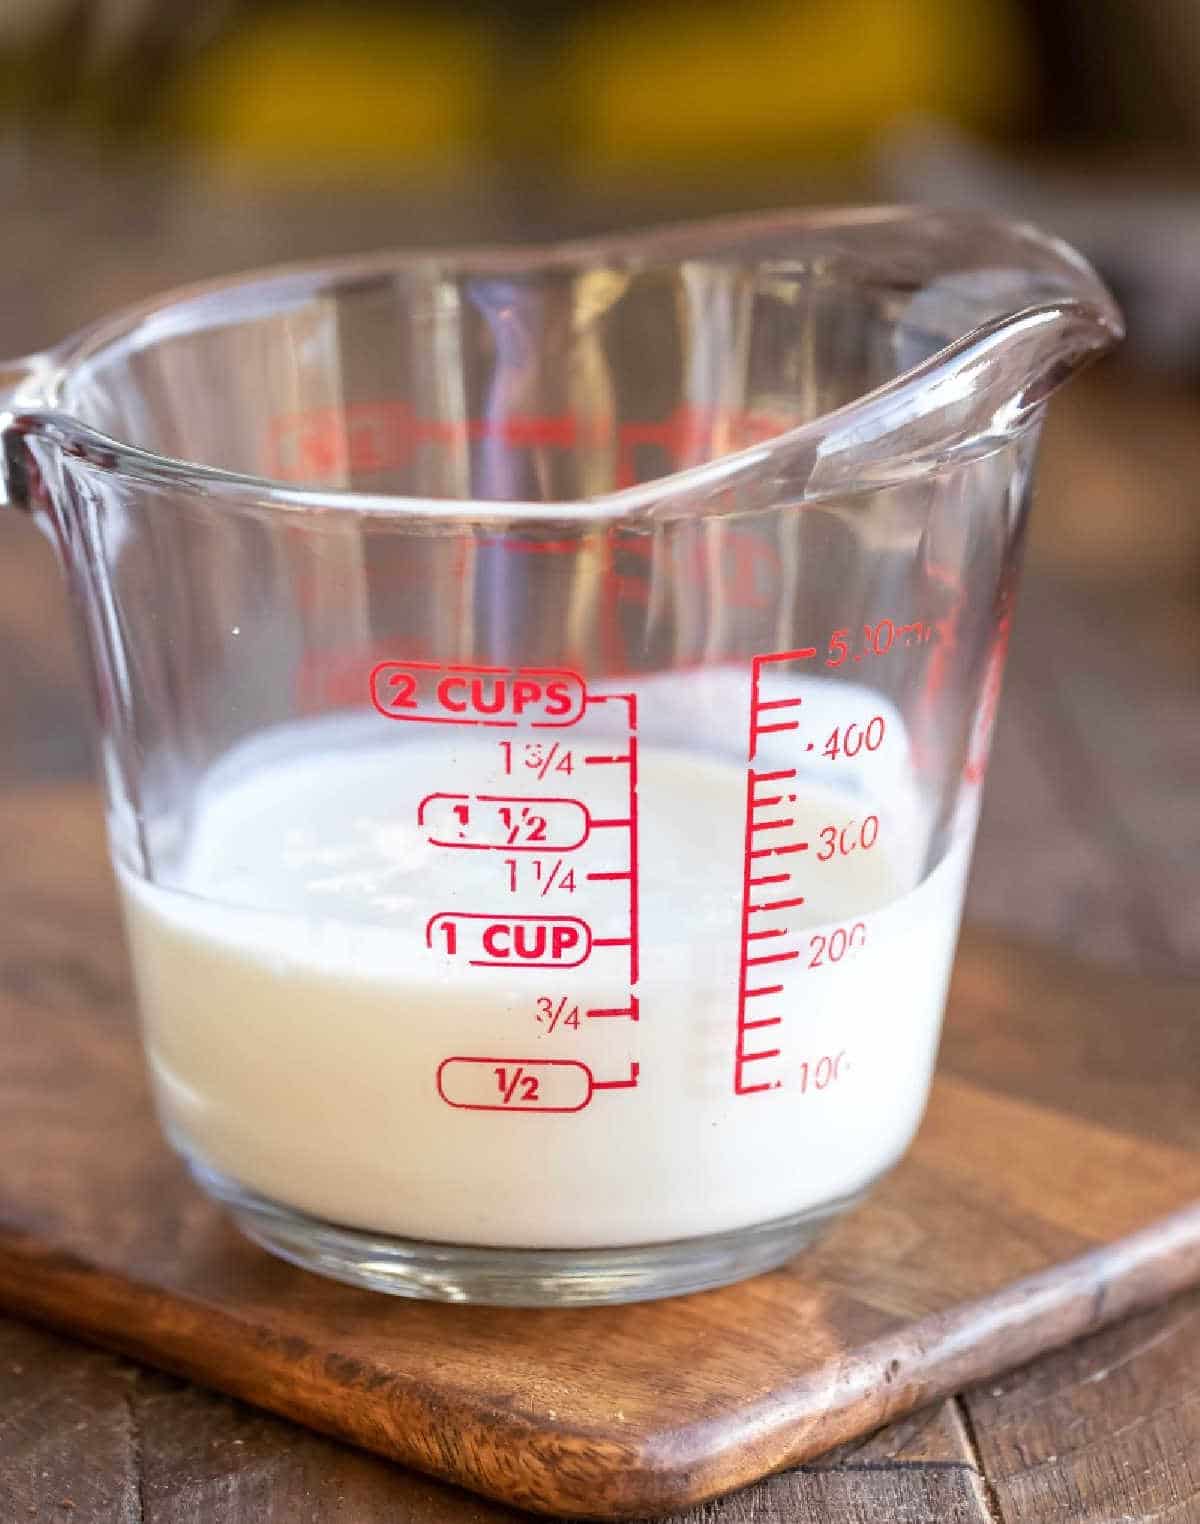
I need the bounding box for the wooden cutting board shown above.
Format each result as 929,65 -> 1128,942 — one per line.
1,782 -> 1199,1518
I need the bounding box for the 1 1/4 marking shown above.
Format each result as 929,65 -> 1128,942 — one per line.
503,857 -> 576,895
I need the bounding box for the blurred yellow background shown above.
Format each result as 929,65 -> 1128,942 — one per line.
7,0 -> 1187,192
164,0 -> 1027,182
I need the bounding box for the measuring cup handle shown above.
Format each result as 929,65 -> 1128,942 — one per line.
0,354 -> 52,512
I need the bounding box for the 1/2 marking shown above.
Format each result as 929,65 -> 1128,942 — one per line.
494,1065 -> 540,1104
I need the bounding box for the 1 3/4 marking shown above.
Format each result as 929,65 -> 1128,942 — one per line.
499,740 -> 574,779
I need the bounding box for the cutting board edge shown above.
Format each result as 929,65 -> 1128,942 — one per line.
1,1202 -> 1199,1516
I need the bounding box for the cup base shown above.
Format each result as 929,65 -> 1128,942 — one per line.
187,1157 -> 865,1305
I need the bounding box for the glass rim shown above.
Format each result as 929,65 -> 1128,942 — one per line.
6,205 -> 1122,521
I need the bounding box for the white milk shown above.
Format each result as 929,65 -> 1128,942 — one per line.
118,729 -> 971,1248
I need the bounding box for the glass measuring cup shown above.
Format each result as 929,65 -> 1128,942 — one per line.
0,210 -> 1121,1305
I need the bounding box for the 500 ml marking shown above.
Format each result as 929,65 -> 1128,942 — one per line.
369,659 -> 641,1114
734,629 -> 915,1097
824,620 -> 933,668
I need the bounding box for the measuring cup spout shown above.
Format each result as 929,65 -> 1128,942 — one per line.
799,256 -> 1124,501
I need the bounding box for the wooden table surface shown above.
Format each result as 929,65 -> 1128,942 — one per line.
0,146 -> 1198,1521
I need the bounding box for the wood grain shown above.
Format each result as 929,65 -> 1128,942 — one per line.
0,1319 -> 140,1522
963,1287 -> 1200,1524
0,785 -> 1198,1516
0,1312 -> 996,1524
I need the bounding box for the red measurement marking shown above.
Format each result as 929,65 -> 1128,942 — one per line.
534,742 -> 562,781
750,895 -> 806,913
816,815 -> 880,862
808,922 -> 867,968
418,793 -> 591,852
499,741 -> 577,781
576,692 -> 639,990
371,660 -> 586,728
736,763 -> 794,1095
535,996 -> 581,1032
436,1056 -> 593,1113
586,995 -> 640,1021
435,1055 -> 639,1112
738,640 -> 871,1093
592,1061 -> 640,1091
266,403 -> 799,486
427,912 -> 592,968
825,619 -> 933,669
798,1051 -> 849,1092
820,716 -> 887,761
747,649 -> 817,762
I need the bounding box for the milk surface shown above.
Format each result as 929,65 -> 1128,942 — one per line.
119,728 -> 970,1248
